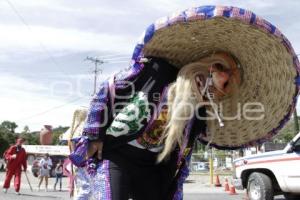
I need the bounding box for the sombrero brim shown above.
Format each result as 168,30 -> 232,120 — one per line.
123,5 -> 300,149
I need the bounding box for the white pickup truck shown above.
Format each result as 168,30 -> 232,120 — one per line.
233,132 -> 300,200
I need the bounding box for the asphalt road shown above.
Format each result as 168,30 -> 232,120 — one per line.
0,188 -> 245,200
0,172 -> 286,200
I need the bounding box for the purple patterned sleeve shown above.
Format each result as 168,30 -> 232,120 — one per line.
69,136 -> 89,167
69,80 -> 112,167
82,80 -> 111,140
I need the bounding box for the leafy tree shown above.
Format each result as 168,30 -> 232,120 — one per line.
1,121 -> 18,133
0,124 -> 17,144
20,132 -> 39,145
52,126 -> 69,145
0,135 -> 10,157
0,122 -> 17,156
0,120 -> 71,156
22,126 -> 30,134
19,125 -> 39,145
273,116 -> 299,143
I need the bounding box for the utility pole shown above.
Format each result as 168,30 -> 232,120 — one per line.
209,148 -> 214,185
85,57 -> 105,95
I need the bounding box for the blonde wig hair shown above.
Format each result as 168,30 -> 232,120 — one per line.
157,53 -> 240,162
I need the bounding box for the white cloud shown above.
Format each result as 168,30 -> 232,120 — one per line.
1,0 -> 300,133
0,74 -> 90,132
0,94 -> 87,132
0,24 -> 135,53
1,0 -> 132,16
0,71 -> 122,132
0,73 -> 90,131
0,73 -> 48,92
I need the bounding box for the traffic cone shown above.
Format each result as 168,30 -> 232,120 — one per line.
228,185 -> 237,195
224,178 -> 229,191
214,175 -> 222,187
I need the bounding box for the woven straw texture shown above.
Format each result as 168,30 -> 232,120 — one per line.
136,6 -> 300,148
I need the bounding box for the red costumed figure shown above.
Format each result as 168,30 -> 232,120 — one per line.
3,138 -> 27,195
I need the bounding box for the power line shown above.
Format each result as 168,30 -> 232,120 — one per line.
5,0 -> 30,29
101,56 -> 130,61
15,97 -> 84,123
98,53 -> 131,59
101,58 -> 130,64
107,61 -> 130,64
4,0 -> 70,77
5,0 -> 132,77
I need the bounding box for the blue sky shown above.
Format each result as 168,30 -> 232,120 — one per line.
0,0 -> 300,132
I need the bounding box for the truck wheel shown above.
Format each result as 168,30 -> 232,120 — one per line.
284,193 -> 300,200
247,172 -> 274,200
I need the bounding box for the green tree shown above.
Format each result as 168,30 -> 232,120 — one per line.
22,125 -> 30,134
0,121 -> 17,157
273,116 -> 299,143
0,123 -> 17,144
52,126 -> 69,145
20,132 -> 39,145
0,136 -> 10,157
1,121 -> 18,133
19,125 -> 39,145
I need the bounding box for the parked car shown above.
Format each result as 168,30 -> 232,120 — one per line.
232,132 -> 300,200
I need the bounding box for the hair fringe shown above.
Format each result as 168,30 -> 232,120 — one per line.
157,55 -> 238,162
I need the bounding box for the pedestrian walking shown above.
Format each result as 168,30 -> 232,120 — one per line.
2,138 -> 27,195
54,160 -> 63,191
38,153 -> 52,191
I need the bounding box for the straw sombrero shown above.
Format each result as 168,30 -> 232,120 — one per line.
116,5 -> 300,149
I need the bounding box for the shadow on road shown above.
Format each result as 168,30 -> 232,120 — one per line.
21,193 -> 59,198
1,192 -> 61,199
184,180 -> 196,184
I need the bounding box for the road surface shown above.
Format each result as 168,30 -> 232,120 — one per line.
0,172 -> 285,200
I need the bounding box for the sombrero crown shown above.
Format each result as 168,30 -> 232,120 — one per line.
117,5 -> 300,149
